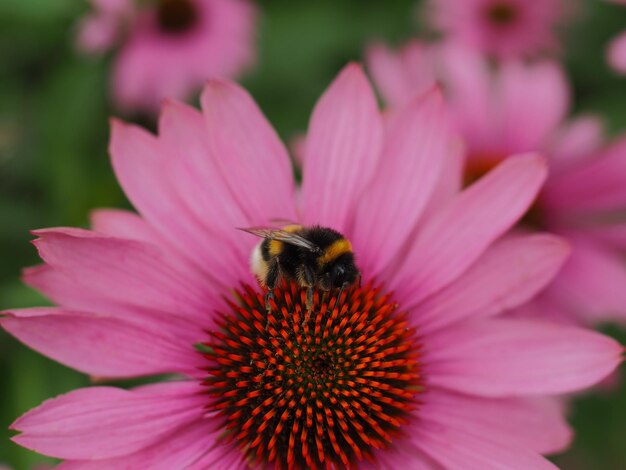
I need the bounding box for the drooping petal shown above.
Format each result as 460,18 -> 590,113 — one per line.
426,318 -> 623,396
572,223 -> 626,251
301,63 -> 384,231
419,388 -> 571,454
200,80 -> 297,224
544,136 -> 626,214
411,420 -> 558,470
413,234 -> 570,334
351,88 -> 450,276
22,264 -> 202,343
11,382 -> 207,460
1,308 -> 202,378
388,153 -> 547,305
31,228 -> 219,326
57,419 -> 243,470
547,237 -> 626,323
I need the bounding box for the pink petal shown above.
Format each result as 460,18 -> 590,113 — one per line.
200,80 -> 297,224
31,228 -> 218,326
546,115 -> 604,173
11,382 -> 206,460
388,153 -> 547,305
497,61 -> 569,152
1,308 -> 202,378
366,445 -> 440,470
438,44 -> 494,151
414,234 -> 570,334
90,209 -> 159,243
426,318 -> 623,396
351,88 -> 451,276
58,419 -> 238,470
608,30 -> 626,74
419,388 -> 571,454
366,41 -> 436,108
301,64 -> 384,231
572,223 -> 626,251
158,100 -> 262,280
544,136 -> 626,213
22,264 -> 202,343
109,119 -> 247,288
76,14 -> 119,54
547,237 -> 626,323
419,138 -> 464,221
411,421 -> 557,470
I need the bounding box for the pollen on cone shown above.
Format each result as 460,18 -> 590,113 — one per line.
202,281 -> 423,469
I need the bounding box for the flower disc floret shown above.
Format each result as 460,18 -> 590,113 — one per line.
202,281 -> 422,469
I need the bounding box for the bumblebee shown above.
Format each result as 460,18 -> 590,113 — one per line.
240,225 -> 361,312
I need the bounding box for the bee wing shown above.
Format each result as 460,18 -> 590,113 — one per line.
238,227 -> 321,253
268,218 -> 299,227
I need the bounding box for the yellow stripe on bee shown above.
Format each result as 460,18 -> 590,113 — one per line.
268,225 -> 302,256
318,239 -> 352,266
268,239 -> 283,256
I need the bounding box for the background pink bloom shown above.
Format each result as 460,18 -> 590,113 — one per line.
607,30 -> 626,73
77,0 -> 132,53
2,65 -> 622,468
368,41 -> 626,326
77,0 -> 257,112
427,0 -> 566,59
605,1 -> 626,73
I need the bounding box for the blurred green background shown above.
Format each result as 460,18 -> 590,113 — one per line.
1,0 -> 626,468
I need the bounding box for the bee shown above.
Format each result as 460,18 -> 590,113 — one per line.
240,225 -> 361,313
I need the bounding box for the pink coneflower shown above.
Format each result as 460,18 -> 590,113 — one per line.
77,0 -> 256,112
427,0 -> 565,59
368,42 -> 626,326
3,65 -> 622,468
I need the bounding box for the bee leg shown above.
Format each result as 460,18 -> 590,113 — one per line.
306,287 -> 313,314
265,291 -> 275,313
302,266 -> 315,325
335,283 -> 347,308
264,260 -> 280,329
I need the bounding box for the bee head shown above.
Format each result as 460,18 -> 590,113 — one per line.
320,253 -> 360,290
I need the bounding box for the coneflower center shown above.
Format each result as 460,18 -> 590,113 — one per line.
157,0 -> 198,34
201,281 -> 422,470
485,2 -> 518,26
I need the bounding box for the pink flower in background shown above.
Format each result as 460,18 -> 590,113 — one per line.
2,64 -> 622,468
77,0 -> 256,112
77,0 -> 132,53
605,0 -> 626,74
368,42 -> 626,326
608,31 -> 626,74
427,0 -> 565,59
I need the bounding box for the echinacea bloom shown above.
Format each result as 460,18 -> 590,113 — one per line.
426,0 -> 565,59
3,65 -> 623,469
368,42 -> 626,326
77,0 -> 256,112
